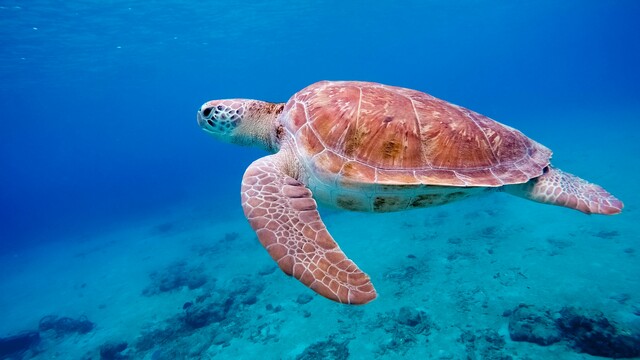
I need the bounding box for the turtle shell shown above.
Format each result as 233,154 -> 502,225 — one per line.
282,81 -> 551,187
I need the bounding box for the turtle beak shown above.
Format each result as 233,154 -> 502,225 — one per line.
196,108 -> 205,128
197,107 -> 214,134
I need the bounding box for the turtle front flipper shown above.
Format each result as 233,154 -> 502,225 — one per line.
241,154 -> 377,304
505,166 -> 623,215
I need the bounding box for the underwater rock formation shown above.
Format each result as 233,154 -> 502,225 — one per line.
557,306 -> 640,358
296,293 -> 314,305
295,336 -> 349,360
183,298 -> 231,329
371,306 -> 433,356
508,304 -> 640,358
225,275 -> 265,305
142,261 -> 208,296
134,274 -> 266,357
99,341 -> 128,360
397,306 -> 426,327
508,304 -> 561,345
0,331 -> 40,359
39,314 -> 95,336
135,326 -> 177,352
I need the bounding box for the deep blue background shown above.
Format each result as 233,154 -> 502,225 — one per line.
1,1 -> 639,247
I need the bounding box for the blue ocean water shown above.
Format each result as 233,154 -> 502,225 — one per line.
1,1 -> 639,359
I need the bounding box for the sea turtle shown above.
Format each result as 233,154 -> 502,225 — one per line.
197,81 -> 623,304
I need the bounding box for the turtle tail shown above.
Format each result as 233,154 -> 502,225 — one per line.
504,166 -> 623,215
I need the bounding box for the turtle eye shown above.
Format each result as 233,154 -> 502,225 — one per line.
202,107 -> 212,117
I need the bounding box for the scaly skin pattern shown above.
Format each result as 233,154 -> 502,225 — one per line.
197,99 -> 246,134
240,152 -> 377,304
510,166 -> 623,215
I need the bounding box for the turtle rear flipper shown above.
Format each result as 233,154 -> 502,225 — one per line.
241,153 -> 377,304
505,166 -> 623,215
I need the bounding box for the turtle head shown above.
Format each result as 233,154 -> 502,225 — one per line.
197,99 -> 285,152
197,99 -> 245,137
